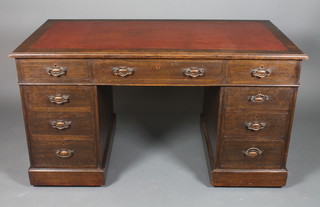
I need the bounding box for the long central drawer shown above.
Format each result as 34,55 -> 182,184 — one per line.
92,59 -> 223,85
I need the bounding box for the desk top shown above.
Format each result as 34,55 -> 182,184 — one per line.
10,20 -> 308,60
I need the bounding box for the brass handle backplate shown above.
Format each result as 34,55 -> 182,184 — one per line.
49,120 -> 71,130
251,66 -> 271,78
248,93 -> 269,103
183,67 -> 205,78
45,65 -> 68,77
246,121 -> 266,131
48,94 -> 70,104
112,66 -> 134,77
243,147 -> 263,158
56,149 -> 74,158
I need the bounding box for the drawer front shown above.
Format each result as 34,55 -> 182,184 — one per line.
28,111 -> 95,136
23,86 -> 94,108
92,59 -> 223,85
222,112 -> 289,139
226,60 -> 299,84
31,139 -> 97,168
17,59 -> 90,83
223,87 -> 296,110
220,140 -> 285,169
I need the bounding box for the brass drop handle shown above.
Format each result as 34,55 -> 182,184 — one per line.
112,66 -> 134,77
183,67 -> 205,78
246,121 -> 266,131
56,149 -> 74,158
248,93 -> 269,103
244,147 -> 263,158
48,94 -> 70,104
45,65 -> 68,77
49,120 -> 71,130
251,66 -> 271,78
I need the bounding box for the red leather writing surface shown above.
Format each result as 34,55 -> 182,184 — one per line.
31,21 -> 287,51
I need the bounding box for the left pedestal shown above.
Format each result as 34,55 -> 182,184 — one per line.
20,85 -> 115,186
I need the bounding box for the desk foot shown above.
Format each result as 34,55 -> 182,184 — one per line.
29,168 -> 106,186
211,169 -> 287,187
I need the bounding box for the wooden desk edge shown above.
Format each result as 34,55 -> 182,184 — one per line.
8,52 -> 309,60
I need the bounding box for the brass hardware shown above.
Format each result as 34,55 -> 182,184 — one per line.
244,147 -> 263,158
248,93 -> 269,103
48,94 -> 70,104
183,67 -> 205,78
45,65 -> 68,77
56,149 -> 74,158
245,121 -> 266,131
112,66 -> 134,77
251,66 -> 271,78
49,120 -> 71,130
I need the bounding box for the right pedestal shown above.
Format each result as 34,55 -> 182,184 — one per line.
201,86 -> 298,187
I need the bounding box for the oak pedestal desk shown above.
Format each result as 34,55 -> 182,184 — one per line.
9,20 -> 308,187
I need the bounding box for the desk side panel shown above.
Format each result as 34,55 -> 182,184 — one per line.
201,87 -> 222,172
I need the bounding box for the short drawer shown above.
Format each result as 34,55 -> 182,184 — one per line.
92,59 -> 223,85
226,60 -> 299,85
223,87 -> 296,110
222,112 -> 289,139
28,111 -> 95,137
31,139 -> 97,168
22,85 -> 94,108
220,140 -> 285,169
17,59 -> 90,83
